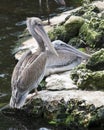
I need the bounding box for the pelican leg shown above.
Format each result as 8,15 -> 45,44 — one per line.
26,89 -> 38,100
26,93 -> 36,100
25,89 -> 38,106
25,93 -> 37,106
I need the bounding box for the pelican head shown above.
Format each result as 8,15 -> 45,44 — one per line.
26,17 -> 58,56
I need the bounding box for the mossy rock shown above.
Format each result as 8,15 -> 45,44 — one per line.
71,63 -> 104,90
86,49 -> 104,71
82,10 -> 98,20
79,22 -> 103,48
11,98 -> 103,129
81,4 -> 100,19
99,19 -> 104,30
69,37 -> 87,48
73,2 -> 104,48
48,26 -> 68,42
48,16 -> 85,43
78,5 -> 104,48
72,1 -> 99,16
64,16 -> 85,37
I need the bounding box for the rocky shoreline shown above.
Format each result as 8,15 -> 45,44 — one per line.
3,0 -> 104,129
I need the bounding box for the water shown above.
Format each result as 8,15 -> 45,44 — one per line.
0,0 -> 102,129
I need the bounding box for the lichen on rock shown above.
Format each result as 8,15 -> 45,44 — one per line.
70,1 -> 104,48
86,49 -> 104,70
23,97 -> 104,129
71,49 -> 104,90
79,20 -> 103,48
64,16 -> 85,37
48,16 -> 85,43
48,25 -> 67,42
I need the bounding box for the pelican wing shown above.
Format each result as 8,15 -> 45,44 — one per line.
14,52 -> 47,92
11,50 -> 32,86
11,50 -> 39,88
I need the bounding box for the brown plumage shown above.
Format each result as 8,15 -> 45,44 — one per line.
10,17 -> 58,108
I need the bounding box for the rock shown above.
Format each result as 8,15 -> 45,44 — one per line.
92,1 -> 104,12
45,71 -> 77,90
86,49 -> 104,71
20,90 -> 104,128
2,89 -> 104,129
68,37 -> 87,48
77,1 -> 104,48
71,63 -> 104,90
48,25 -> 67,42
98,10 -> 104,18
82,10 -> 98,20
43,7 -> 81,28
79,20 -> 104,48
48,2 -> 104,48
99,19 -> 104,30
33,90 -> 104,108
64,16 -> 85,37
72,1 -> 100,17
48,16 -> 85,42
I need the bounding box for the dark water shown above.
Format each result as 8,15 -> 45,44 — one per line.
0,0 -> 102,130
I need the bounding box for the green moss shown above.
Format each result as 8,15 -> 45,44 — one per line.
99,19 -> 104,30
86,49 -> 104,70
71,49 -> 104,90
69,37 -> 83,47
79,22 -> 102,48
48,26 -> 67,42
71,62 -> 104,90
82,11 -> 97,20
48,99 -> 104,128
3,97 -> 104,129
64,16 -> 84,38
73,0 -> 99,16
71,1 -> 103,48
48,16 -> 85,43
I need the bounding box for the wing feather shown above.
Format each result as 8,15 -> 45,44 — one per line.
12,51 -> 47,92
11,50 -> 32,86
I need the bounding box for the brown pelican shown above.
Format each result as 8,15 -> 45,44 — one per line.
39,0 -> 66,24
15,40 -> 90,76
10,17 -> 58,108
46,40 -> 90,76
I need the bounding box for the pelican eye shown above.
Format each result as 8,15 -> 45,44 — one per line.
59,43 -> 65,46
35,22 -> 42,26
